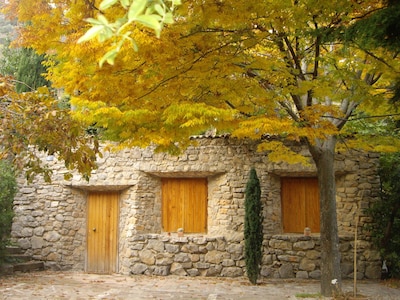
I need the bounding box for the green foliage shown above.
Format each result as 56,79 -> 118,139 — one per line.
14,48 -> 50,92
0,42 -> 50,92
0,39 -> 19,76
244,168 -> 263,284
78,0 -> 181,66
0,160 -> 16,264
344,3 -> 400,52
365,152 -> 400,278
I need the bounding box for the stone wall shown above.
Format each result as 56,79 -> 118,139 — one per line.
115,234 -> 381,280
11,137 -> 381,278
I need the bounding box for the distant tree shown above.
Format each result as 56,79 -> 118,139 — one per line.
0,160 -> 16,264
0,39 -> 19,76
14,47 -> 50,92
337,0 -> 400,105
343,0 -> 400,52
0,42 -> 50,92
244,168 -> 263,284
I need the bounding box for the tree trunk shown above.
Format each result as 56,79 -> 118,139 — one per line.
309,136 -> 342,297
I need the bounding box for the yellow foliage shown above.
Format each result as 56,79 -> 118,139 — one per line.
258,141 -> 311,165
3,0 -> 400,163
0,75 -> 100,182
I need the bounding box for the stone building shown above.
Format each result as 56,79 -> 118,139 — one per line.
11,137 -> 381,279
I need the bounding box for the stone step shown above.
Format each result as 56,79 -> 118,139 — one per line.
5,246 -> 24,255
1,246 -> 45,274
12,261 -> 45,272
6,254 -> 32,263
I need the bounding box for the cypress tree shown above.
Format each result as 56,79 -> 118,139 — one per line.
0,160 -> 16,264
244,168 -> 263,284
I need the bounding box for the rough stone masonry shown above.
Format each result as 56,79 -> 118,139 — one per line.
11,137 -> 381,279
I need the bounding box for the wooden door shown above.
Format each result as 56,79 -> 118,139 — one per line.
162,178 -> 207,233
281,177 -> 320,233
86,192 -> 119,273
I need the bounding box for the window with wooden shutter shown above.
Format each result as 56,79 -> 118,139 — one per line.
281,177 -> 320,233
162,178 -> 208,233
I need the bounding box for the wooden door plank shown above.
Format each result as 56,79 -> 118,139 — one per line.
282,178 -> 305,233
87,192 -> 119,274
305,178 -> 320,233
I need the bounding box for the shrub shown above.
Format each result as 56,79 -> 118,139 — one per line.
0,160 -> 17,263
244,168 -> 263,284
365,153 -> 400,278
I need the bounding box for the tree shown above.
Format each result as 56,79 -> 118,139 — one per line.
344,0 -> 400,53
0,44 -> 50,92
0,76 -> 100,182
244,168 -> 263,285
4,0 -> 400,295
0,160 -> 16,264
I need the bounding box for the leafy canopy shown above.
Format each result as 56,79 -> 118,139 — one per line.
78,0 -> 181,67
4,0 -> 399,161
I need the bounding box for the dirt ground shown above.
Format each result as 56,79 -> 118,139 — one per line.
0,271 -> 400,300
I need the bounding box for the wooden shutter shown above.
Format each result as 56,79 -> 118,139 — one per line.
162,178 -> 207,233
281,177 -> 320,233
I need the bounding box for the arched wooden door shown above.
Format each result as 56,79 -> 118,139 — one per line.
86,192 -> 119,273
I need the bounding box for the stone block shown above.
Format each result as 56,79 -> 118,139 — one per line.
221,267 -> 243,277
31,236 -> 44,249
296,271 -> 309,279
170,262 -> 187,276
365,263 -> 381,279
47,252 -> 61,261
165,244 -> 180,253
174,253 -> 191,263
187,268 -> 200,277
181,244 -> 199,253
146,239 -> 165,252
309,270 -> 321,279
131,263 -> 148,275
293,241 -> 315,251
132,243 -> 144,250
205,250 -> 227,264
306,250 -> 321,260
139,249 -> 155,265
194,262 -> 210,269
205,265 -> 222,277
270,240 -> 292,251
155,253 -> 174,266
226,243 -> 243,254
279,264 -> 294,278
260,266 -> 273,277
299,258 -> 316,272
43,231 -> 61,242
17,238 -> 31,249
363,250 -> 380,261
222,259 -> 235,267
341,262 -> 354,277
21,228 -> 33,238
